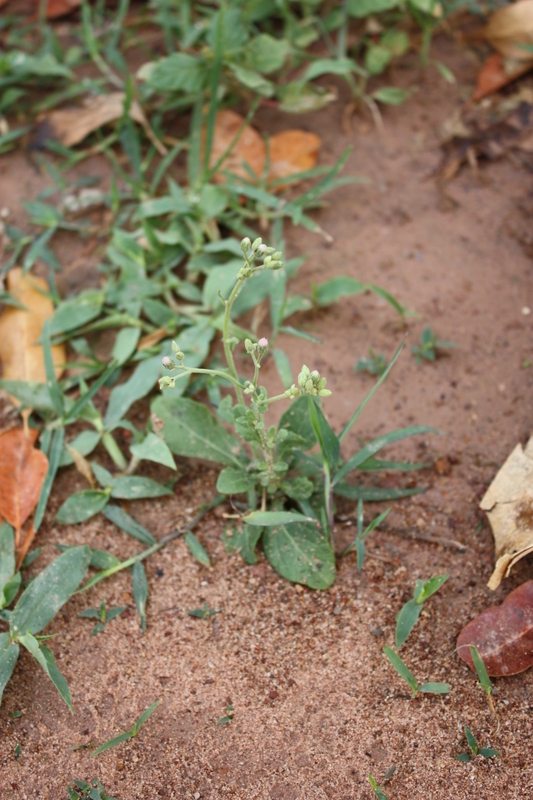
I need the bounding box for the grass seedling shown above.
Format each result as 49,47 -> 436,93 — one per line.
455,725 -> 499,763
341,499 -> 391,571
90,700 -> 160,758
395,574 -> 448,648
67,778 -> 117,800
369,775 -> 390,800
383,646 -> 450,698
187,604 -> 220,620
77,600 -> 126,636
470,645 -> 499,729
411,327 -> 456,364
355,349 -> 388,377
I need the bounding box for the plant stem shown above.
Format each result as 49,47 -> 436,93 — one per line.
102,432 -> 127,470
222,277 -> 246,405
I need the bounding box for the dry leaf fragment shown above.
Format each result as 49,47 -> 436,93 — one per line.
66,443 -> 95,488
0,268 -> 65,411
0,428 -> 48,548
481,434 -> 533,590
207,110 -> 321,189
457,581 -> 533,676
472,53 -> 533,102
34,93 -> 166,154
43,0 -> 81,18
483,0 -> 533,62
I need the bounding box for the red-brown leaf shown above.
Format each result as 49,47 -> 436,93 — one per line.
0,428 -> 48,545
457,580 -> 533,676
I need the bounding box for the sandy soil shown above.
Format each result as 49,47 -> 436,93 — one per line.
1,33 -> 532,800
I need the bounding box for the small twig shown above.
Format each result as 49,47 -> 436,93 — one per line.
381,524 -> 467,552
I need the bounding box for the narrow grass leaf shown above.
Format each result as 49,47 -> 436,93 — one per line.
0,632 -> 19,705
90,730 -> 132,757
19,632 -> 72,711
470,646 -> 492,695
134,699 -> 161,731
102,505 -> 156,545
243,510 -> 313,526
395,599 -> 423,648
383,646 -> 418,693
185,532 -> 211,567
131,561 -> 148,633
110,476 -> 173,500
464,725 -> 478,754
419,682 -> 450,695
34,428 -> 64,532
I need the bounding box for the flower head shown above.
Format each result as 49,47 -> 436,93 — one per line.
258,337 -> 269,348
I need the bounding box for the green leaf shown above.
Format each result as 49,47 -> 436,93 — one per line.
102,505 -> 156,545
90,730 -> 133,757
134,699 -> 160,731
278,81 -> 337,113
0,632 -> 19,706
131,561 -> 148,633
187,604 -> 219,619
130,432 -> 176,470
152,396 -> 242,467
365,44 -> 393,75
333,483 -> 424,501
34,428 -> 64,532
271,348 -> 293,389
0,522 -> 15,605
414,574 -> 448,603
19,633 -> 73,711
395,599 -> 423,648
0,381 -> 55,413
369,774 -> 390,800
10,546 -> 90,635
0,574 -> 21,610
348,0 -> 399,15
308,398 -> 340,472
419,682 -> 450,695
303,57 -> 365,82
464,725 -> 478,754
59,431 -> 101,467
185,532 -> 211,567
383,646 -> 418,693
48,291 -> 104,336
470,646 -> 492,696
313,276 -> 366,307
216,467 -> 256,495
262,521 -> 336,590
372,87 -> 408,105
455,753 -> 471,762
479,747 -> 499,759
243,510 -> 313,527
228,64 -> 274,96
145,53 -> 207,93
111,327 -> 141,366
435,60 -> 456,84
105,355 -> 163,429
110,476 -> 172,500
278,395 -> 317,451
55,490 -> 110,525
41,319 -> 64,417
333,426 -> 438,485
223,524 -> 262,565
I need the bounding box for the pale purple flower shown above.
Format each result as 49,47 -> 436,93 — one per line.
162,356 -> 172,367
258,338 -> 268,348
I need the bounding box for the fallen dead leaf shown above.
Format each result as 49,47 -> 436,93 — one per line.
43,0 -> 81,18
457,580 -> 533,676
0,428 -> 48,553
480,434 -> 533,590
138,327 -> 169,351
472,53 -> 533,102
34,93 -> 166,154
0,268 -> 65,417
207,110 -> 321,189
66,443 -> 95,488
483,0 -> 533,62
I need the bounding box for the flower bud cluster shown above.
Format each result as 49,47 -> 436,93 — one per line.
284,365 -> 332,400
244,337 -> 269,357
240,237 -> 283,271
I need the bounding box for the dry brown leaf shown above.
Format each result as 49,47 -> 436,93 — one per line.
66,443 -> 95,488
481,434 -> 533,589
207,110 -> 321,189
472,53 -> 533,102
0,268 -> 65,413
0,428 -> 48,548
484,0 -> 533,61
138,327 -> 169,351
44,0 -> 81,18
34,93 -> 166,154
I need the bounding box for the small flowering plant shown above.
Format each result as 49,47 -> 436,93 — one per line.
154,238 -> 435,589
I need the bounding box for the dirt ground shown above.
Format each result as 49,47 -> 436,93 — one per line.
1,33 -> 533,800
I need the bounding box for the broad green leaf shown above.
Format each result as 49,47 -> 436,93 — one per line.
408,0 -> 437,11
395,599 -> 423,648
455,753 -> 471,763
278,81 -> 337,113
130,432 -> 176,470
55,490 -> 110,524
152,395 -> 242,467
0,381 -> 55,413
59,430 -> 101,467
185,532 -> 211,567
216,466 -> 256,494
228,64 -> 274,96
303,57 -> 365,82
372,87 -> 408,105
464,725 -> 478,754
19,632 -> 73,711
56,544 -> 120,571
419,682 -> 450,695
243,510 -> 313,526
247,34 -> 289,74
313,276 -> 366,306
479,748 -> 500,759
102,505 -> 156,545
105,355 -> 163,428
333,426 -> 438,485
110,476 -> 172,500
131,561 -> 148,633
10,546 -> 90,635
111,327 -> 141,365
263,521 -> 335,589
383,646 -> 418,692
414,574 -> 448,604
0,632 -> 19,705
223,524 -> 262,565
348,0 -> 399,17
333,483 -> 424,501
144,53 -> 207,93
0,574 -> 21,610
308,398 -> 339,472
271,349 -> 293,389
48,291 -> 104,336
365,44 -> 393,75
0,522 -> 15,602
278,395 -> 317,451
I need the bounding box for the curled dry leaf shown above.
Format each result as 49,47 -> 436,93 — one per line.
481,434 -> 533,590
483,0 -> 533,62
207,109 -> 321,189
34,93 -> 166,154
457,580 -> 533,677
0,428 -> 48,550
43,0 -> 81,19
0,268 -> 65,411
472,53 -> 533,102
